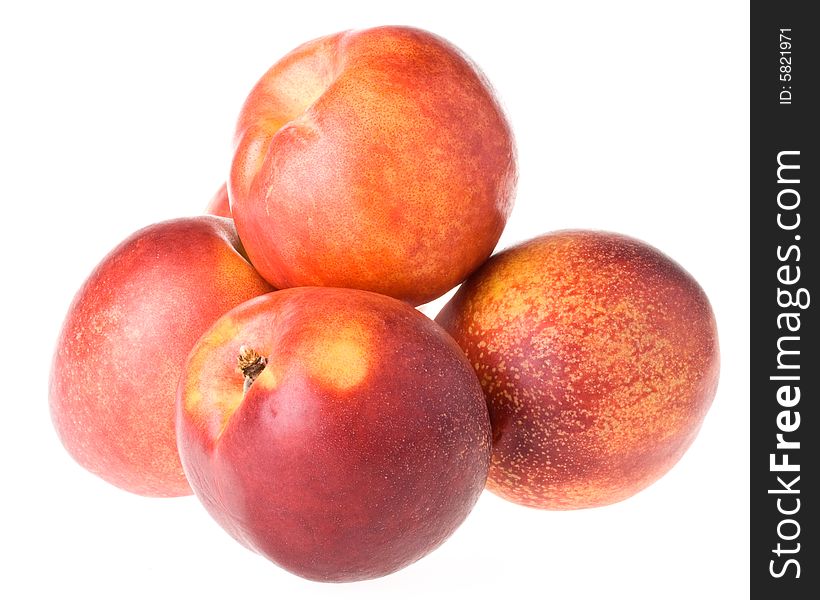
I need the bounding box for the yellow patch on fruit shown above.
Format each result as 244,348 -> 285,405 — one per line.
182,316 -> 250,439
184,318 -> 240,412
476,267 -> 531,322
211,388 -> 246,439
306,323 -> 370,391
251,365 -> 279,391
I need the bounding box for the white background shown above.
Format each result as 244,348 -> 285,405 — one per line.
1,1 -> 749,598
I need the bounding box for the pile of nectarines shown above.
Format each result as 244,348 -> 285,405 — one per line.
50,26 -> 719,582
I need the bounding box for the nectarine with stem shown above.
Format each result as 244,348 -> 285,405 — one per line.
177,287 -> 491,581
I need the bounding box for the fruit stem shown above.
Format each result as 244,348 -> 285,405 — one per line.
238,345 -> 268,393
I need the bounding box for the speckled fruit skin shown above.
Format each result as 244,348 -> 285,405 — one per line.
177,287 -> 491,581
204,183 -> 231,218
229,26 -> 517,305
436,230 -> 720,510
50,217 -> 274,497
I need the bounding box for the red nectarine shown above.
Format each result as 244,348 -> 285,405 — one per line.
177,287 -> 491,581
50,216 -> 273,496
436,230 -> 720,509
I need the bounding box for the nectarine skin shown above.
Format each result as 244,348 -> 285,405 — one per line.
436,231 -> 720,509
50,217 -> 273,497
229,26 -> 517,305
204,183 -> 231,218
177,287 -> 491,581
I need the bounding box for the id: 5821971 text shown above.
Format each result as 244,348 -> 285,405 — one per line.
780,29 -> 792,105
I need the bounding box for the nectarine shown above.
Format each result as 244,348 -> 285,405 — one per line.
436,230 -> 720,509
50,216 -> 273,496
177,287 -> 491,581
204,183 -> 231,218
229,26 -> 517,305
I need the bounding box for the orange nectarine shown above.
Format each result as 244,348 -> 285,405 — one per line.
229,26 -> 517,305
